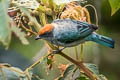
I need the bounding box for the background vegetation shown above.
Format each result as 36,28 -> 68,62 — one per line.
0,0 -> 120,80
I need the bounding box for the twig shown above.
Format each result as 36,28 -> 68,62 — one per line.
4,66 -> 24,74
74,46 -> 79,60
4,66 -> 31,80
25,41 -> 96,80
80,44 -> 84,61
19,21 -> 37,35
24,53 -> 52,72
46,43 -> 96,80
24,72 -> 32,80
58,52 -> 97,80
32,74 -> 41,80
84,4 -> 98,26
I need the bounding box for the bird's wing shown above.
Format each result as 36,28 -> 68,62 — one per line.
53,19 -> 98,44
56,31 -> 81,44
55,25 -> 92,44
74,21 -> 98,37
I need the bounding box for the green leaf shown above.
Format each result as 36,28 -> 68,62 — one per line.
84,63 -> 108,80
0,66 -> 25,80
0,64 -> 34,80
72,68 -> 90,80
39,13 -> 46,26
58,64 -> 75,80
0,0 -> 11,46
19,7 -> 41,31
58,77 -> 64,80
99,74 -> 108,80
72,68 -> 80,80
84,63 -> 99,75
108,0 -> 120,15
41,0 -> 49,7
11,26 -> 29,45
11,0 -> 39,9
63,64 -> 74,78
48,0 -> 54,10
76,74 -> 90,80
57,63 -> 108,80
38,5 -> 46,12
59,4 -> 65,12
47,58 -> 53,65
77,77 -> 87,80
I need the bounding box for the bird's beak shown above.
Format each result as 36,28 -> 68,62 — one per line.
35,35 -> 41,40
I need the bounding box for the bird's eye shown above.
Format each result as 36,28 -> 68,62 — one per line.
41,32 -> 49,36
40,31 -> 53,37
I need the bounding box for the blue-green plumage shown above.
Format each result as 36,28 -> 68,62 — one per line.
86,33 -> 114,48
52,19 -> 98,47
36,19 -> 115,48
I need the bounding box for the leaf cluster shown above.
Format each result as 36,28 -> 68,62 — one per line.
0,0 -> 117,80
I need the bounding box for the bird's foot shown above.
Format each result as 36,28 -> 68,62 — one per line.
52,47 -> 65,54
52,50 -> 61,54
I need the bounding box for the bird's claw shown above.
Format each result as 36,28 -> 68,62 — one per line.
52,47 -> 65,54
52,49 -> 61,54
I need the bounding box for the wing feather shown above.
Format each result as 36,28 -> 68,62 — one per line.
53,19 -> 98,44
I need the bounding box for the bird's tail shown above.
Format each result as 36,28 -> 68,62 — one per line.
87,33 -> 115,48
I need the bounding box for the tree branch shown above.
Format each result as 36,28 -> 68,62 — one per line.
58,52 -> 96,80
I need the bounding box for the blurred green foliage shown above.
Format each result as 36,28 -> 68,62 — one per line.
0,0 -> 11,47
108,0 -> 120,15
0,0 -> 120,80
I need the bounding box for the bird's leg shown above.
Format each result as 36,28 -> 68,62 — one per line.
52,47 -> 66,54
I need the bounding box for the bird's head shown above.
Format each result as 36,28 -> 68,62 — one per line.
35,24 -> 54,40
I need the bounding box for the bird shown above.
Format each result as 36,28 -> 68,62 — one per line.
35,19 -> 114,52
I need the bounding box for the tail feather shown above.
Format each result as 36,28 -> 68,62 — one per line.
88,33 -> 115,48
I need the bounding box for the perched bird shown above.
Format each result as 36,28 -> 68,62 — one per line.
36,19 -> 114,51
